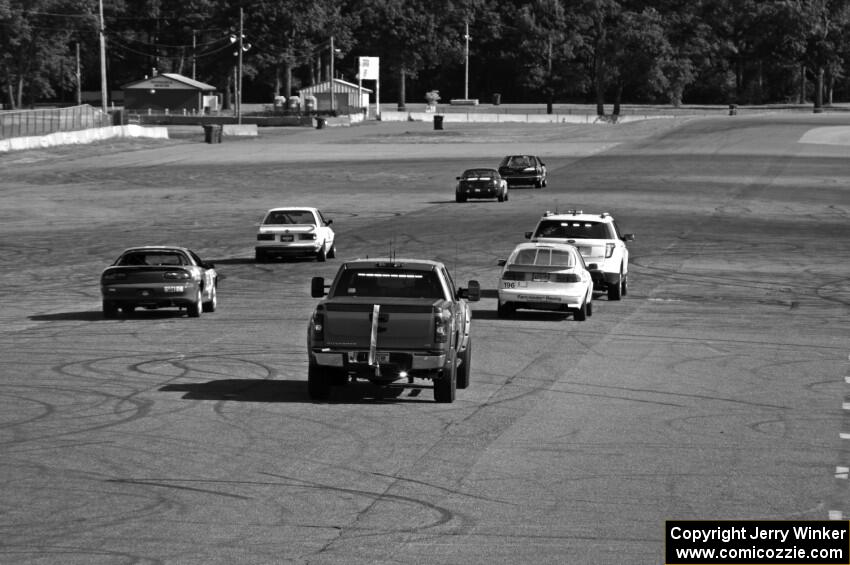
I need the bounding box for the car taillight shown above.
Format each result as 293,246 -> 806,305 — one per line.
553,273 -> 581,283
300,233 -> 317,240
434,308 -> 450,343
605,243 -> 616,258
257,233 -> 275,241
102,271 -> 127,282
502,271 -> 525,281
311,309 -> 325,341
163,271 -> 191,280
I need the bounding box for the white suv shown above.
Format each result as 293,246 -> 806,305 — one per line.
525,210 -> 634,300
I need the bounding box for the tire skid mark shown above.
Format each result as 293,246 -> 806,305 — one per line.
260,472 -> 462,534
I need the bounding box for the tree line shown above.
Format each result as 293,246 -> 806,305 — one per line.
2,0 -> 849,113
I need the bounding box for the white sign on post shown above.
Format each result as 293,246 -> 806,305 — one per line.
358,57 -> 379,80
358,56 -> 380,118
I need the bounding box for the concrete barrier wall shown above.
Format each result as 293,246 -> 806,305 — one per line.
0,124 -> 169,153
377,111 -> 676,124
222,124 -> 258,136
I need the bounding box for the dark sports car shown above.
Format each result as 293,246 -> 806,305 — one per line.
101,246 -> 218,318
498,155 -> 548,188
455,168 -> 509,202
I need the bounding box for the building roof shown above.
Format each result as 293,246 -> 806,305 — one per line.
122,73 -> 217,91
298,78 -> 373,95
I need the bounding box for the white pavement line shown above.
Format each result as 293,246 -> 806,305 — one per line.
841,433 -> 850,440
843,402 -> 850,410
829,510 -> 844,520
836,467 -> 849,479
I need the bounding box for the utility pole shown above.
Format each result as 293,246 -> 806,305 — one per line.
464,21 -> 470,100
192,30 -> 197,80
329,36 -> 335,113
237,8 -> 243,124
98,0 -> 107,114
75,43 -> 82,106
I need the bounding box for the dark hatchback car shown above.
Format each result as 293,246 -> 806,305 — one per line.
455,168 -> 509,202
498,155 -> 548,188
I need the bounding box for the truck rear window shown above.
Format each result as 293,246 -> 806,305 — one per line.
333,269 -> 444,299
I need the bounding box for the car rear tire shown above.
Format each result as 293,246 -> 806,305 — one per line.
574,300 -> 588,321
497,300 -> 514,318
202,284 -> 217,313
103,300 -> 118,319
316,246 -> 327,262
327,244 -> 336,259
608,271 -> 623,301
456,194 -> 466,203
121,305 -> 135,315
308,362 -> 332,401
255,249 -> 266,263
456,341 -> 471,390
187,290 -> 202,318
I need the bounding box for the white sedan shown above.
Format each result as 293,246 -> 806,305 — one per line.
497,242 -> 593,320
255,207 -> 336,262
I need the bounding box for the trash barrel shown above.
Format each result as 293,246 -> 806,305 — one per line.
434,115 -> 444,130
492,93 -> 501,106
316,117 -> 326,130
203,124 -> 222,143
728,104 -> 738,116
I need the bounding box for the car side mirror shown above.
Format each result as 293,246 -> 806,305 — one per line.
205,262 -> 215,269
311,276 -> 326,298
497,259 -> 507,267
326,219 -> 333,226
460,280 -> 481,302
456,176 -> 461,180
524,231 -> 532,239
623,233 -> 635,242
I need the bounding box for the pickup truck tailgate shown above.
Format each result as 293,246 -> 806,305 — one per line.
323,300 -> 440,349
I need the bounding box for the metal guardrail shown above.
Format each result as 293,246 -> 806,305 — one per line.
0,105 -> 112,139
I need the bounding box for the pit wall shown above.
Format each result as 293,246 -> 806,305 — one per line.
377,111 -> 676,124
0,124 -> 169,153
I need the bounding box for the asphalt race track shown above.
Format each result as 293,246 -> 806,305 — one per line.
0,115 -> 848,564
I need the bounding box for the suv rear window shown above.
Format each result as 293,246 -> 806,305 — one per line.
534,220 -> 612,239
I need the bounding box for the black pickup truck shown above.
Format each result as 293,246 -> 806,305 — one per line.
308,258 -> 480,402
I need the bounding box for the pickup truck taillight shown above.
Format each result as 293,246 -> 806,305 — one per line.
434,308 -> 450,343
605,243 -> 616,258
311,309 -> 325,341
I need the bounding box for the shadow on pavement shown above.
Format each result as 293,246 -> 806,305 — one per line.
160,379 -> 435,404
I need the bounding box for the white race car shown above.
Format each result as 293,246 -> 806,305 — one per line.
526,210 -> 634,300
255,207 -> 336,262
497,241 -> 593,320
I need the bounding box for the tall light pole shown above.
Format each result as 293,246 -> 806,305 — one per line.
464,21 -> 470,100
237,8 -> 243,124
329,36 -> 335,113
98,0 -> 107,114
